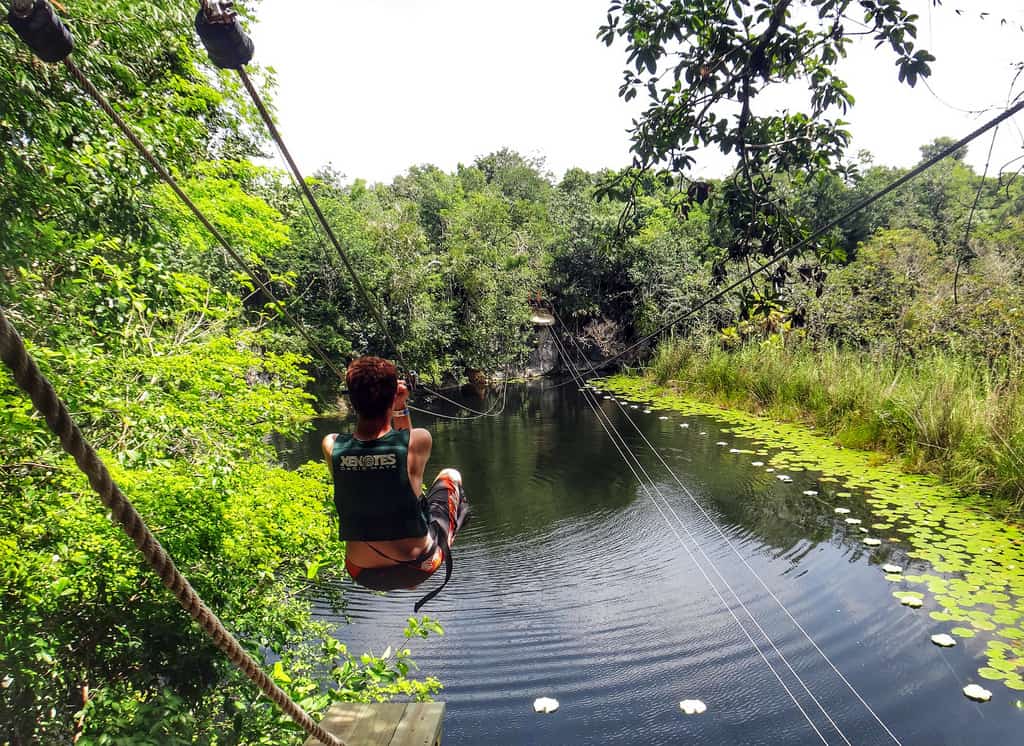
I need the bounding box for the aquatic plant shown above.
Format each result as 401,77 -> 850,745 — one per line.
596,375 -> 1024,693
647,340 -> 1024,510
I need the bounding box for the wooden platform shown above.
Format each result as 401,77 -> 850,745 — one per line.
303,702 -> 444,746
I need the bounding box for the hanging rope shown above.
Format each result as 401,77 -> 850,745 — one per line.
0,307 -> 343,746
546,326 -> 836,744
553,309 -> 903,745
233,66 -> 511,417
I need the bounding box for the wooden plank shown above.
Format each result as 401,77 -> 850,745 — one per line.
303,702 -> 367,746
302,702 -> 445,746
389,702 -> 445,746
345,703 -> 407,745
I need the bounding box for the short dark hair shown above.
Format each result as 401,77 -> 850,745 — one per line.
346,356 -> 397,419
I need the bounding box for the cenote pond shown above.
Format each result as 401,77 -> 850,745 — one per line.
279,379 -> 1024,745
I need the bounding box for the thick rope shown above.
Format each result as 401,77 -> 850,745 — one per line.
0,307 -> 343,746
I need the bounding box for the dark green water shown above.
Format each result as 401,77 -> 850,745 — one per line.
280,382 -> 1023,745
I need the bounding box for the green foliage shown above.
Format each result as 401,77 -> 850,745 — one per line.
597,0 -> 945,313
649,338 -> 1024,509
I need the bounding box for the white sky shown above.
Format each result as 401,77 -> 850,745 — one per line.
251,0 -> 1024,184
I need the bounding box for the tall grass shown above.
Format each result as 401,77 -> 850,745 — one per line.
650,338 -> 1024,511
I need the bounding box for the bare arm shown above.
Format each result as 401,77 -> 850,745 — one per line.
321,433 -> 338,481
392,380 -> 432,489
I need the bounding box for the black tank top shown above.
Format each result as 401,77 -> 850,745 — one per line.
331,429 -> 429,542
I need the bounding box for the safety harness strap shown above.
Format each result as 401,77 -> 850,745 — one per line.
414,530 -> 453,613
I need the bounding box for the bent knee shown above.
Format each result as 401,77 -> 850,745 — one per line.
438,467 -> 462,485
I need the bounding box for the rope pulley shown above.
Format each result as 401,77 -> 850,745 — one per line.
195,1 -> 253,70
6,0 -> 73,63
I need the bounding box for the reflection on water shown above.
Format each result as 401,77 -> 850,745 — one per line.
279,383 -> 1022,745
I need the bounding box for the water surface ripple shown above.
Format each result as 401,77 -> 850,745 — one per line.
282,383 -> 1021,745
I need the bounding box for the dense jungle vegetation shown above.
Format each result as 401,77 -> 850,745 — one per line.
2,0 -> 1021,743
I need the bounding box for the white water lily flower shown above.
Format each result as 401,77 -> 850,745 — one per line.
751,461 -> 764,467
777,475 -> 792,482
729,448 -> 741,453
659,416 -> 669,420
765,468 -> 776,473
864,538 -> 882,547
603,395 -> 611,400
882,564 -> 902,574
716,441 -> 728,446
643,409 -> 652,414
680,423 -> 690,428
859,526 -> 870,533
931,634 -> 956,648
963,684 -> 992,702
901,596 -> 923,608
845,517 -> 862,525
0,676 -> 12,689
630,405 -> 638,409
533,697 -> 560,714
834,507 -> 851,514
679,699 -> 707,715
803,490 -> 818,496
699,432 -> 707,436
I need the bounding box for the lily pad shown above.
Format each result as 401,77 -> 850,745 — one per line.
533,697 -> 559,714
978,668 -> 1006,681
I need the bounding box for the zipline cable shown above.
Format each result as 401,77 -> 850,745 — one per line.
253,93 -> 509,422
546,327 -> 833,745
236,68 -> 405,368
0,306 -> 343,746
234,66 -> 506,419
581,97 -> 1024,374
554,310 -> 901,745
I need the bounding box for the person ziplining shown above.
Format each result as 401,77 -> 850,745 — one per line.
323,356 -> 471,611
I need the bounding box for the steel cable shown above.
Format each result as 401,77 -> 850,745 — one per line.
555,310 -> 901,745
574,97 -> 1024,374
547,327 -> 833,744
